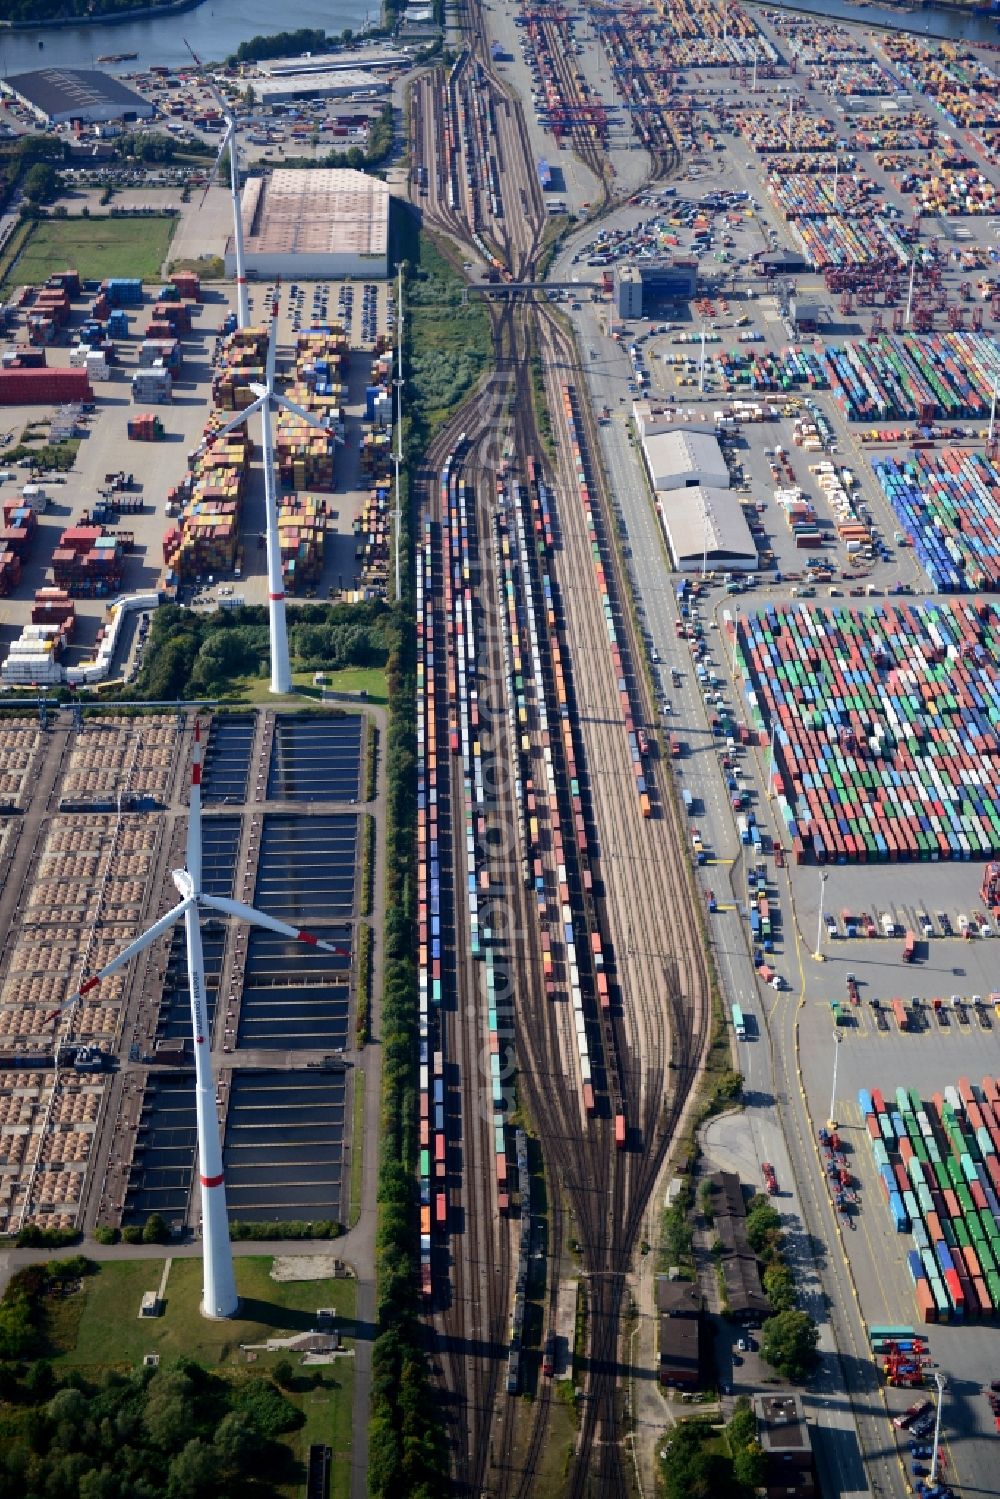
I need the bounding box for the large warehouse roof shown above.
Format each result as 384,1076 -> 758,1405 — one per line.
642,428 -> 729,491
253,71 -> 388,105
239,168 -> 389,266
658,486 -> 758,572
3,69 -> 154,125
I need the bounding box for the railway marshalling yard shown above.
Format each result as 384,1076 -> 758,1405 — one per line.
10,1 -> 1000,1498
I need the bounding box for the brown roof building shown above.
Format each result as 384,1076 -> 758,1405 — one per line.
655,1276 -> 705,1388
754,1393 -> 816,1499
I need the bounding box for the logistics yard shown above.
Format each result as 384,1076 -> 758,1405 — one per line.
9,0 -> 1000,1497
400,0 -> 1000,1496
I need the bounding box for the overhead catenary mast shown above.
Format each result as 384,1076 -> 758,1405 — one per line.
48,724 -> 349,1319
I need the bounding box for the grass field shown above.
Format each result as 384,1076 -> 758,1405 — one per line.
2,216 -> 178,292
55,1254 -> 357,1370
48,1255 -> 356,1496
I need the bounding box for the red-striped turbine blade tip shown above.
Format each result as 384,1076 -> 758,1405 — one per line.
296,930 -> 318,946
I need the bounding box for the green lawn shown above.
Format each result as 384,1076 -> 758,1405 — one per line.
48,1255 -> 356,1497
55,1254 -> 357,1371
3,216 -> 177,292
228,668 -> 387,706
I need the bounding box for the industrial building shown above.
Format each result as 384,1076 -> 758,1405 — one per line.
258,48 -> 408,76
253,71 -> 389,106
708,1172 -> 771,1320
641,428 -> 730,491
657,486 -> 758,573
615,259 -> 698,319
753,1394 -> 816,1499
655,1278 -> 705,1388
1,69 -> 154,127
228,168 -> 390,281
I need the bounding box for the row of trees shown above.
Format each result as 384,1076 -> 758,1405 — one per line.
367,261 -> 447,1497
0,0 -> 151,20
742,1194 -> 820,1381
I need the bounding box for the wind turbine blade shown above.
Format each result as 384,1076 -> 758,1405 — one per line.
200,395 -> 265,451
248,382 -> 266,400
274,391 -> 338,435
200,893 -> 350,955
46,897 -> 191,1022
200,121 -> 232,210
187,719 -> 203,892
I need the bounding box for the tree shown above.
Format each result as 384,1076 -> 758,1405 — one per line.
763,1262 -> 797,1313
271,1358 -> 296,1390
760,1309 -> 820,1381
22,163 -> 58,204
165,1438 -> 221,1499
745,1197 -> 782,1256
142,1369 -> 196,1450
213,1410 -> 264,1468
142,1213 -> 170,1245
733,1439 -> 766,1490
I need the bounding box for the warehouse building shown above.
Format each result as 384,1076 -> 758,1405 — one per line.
253,71 -> 389,106
228,168 -> 389,281
657,486 -> 758,573
708,1171 -> 771,1320
655,1278 -> 705,1388
2,69 -> 154,127
641,428 -> 730,491
259,48 -> 408,75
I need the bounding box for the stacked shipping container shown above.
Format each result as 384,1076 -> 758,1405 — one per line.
862,1078 -> 1000,1322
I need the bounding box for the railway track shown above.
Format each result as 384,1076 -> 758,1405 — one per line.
408,3 -> 714,1493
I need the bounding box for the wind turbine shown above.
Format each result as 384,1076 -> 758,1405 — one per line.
198,288 -> 338,694
186,39 -> 249,327
47,724 -> 349,1319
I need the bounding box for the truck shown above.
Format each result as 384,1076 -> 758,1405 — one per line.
902,930 -> 916,963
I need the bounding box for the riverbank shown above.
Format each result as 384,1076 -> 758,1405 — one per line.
1,0 -> 202,33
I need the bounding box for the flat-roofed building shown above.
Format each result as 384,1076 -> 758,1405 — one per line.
3,69 -> 154,127
227,168 -> 389,281
754,1393 -> 816,1499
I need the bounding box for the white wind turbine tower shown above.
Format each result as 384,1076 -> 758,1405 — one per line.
198,289 -> 338,694
48,724 -> 349,1319
186,40 -> 249,327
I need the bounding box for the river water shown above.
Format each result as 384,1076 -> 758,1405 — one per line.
0,0 -> 997,76
753,0 -> 1000,43
0,0 -> 373,74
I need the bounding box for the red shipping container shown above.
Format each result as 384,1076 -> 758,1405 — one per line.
0,369 -> 92,404
872,1089 -> 886,1114
895,1163 -> 910,1194
900,1137 -> 914,1164
944,1267 -> 965,1311
915,1278 -> 937,1323
944,1188 -> 961,1221
959,1077 -> 975,1108
925,1210 -> 942,1243
866,1114 -> 882,1142
972,1181 -> 988,1212
986,1155 -> 1000,1194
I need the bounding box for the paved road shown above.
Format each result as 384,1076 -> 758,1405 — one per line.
539,249 -> 897,1493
